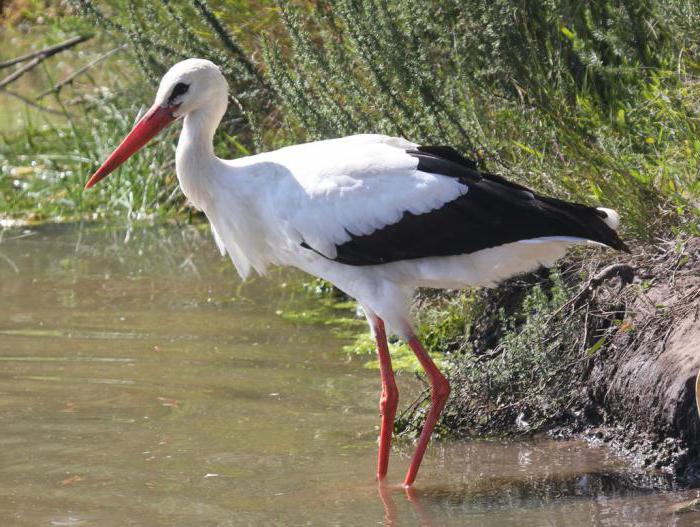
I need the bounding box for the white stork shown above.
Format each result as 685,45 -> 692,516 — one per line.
85,59 -> 627,487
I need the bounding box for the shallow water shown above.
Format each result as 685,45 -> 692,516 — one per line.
0,223 -> 698,526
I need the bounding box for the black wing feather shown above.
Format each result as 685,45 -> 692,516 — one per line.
304,145 -> 627,266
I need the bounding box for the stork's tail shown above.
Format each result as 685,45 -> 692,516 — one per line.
596,207 -> 620,231
594,207 -> 629,252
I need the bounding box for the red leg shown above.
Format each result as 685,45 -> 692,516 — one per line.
372,317 -> 399,482
403,334 -> 450,487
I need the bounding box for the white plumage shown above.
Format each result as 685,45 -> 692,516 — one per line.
195,134 -> 466,280
190,131 -> 607,334
86,59 -> 626,487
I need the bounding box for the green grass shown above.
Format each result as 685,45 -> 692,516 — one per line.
0,11 -> 182,223
1,97 -> 184,223
0,1 -> 283,223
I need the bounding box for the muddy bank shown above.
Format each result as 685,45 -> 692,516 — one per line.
584,237 -> 700,482
421,236 -> 700,485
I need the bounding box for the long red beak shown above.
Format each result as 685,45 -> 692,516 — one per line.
84,104 -> 177,190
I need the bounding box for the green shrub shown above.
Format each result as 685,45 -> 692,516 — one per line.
262,0 -> 699,235
399,271 -> 587,437
69,0 -> 700,235
68,0 -> 278,150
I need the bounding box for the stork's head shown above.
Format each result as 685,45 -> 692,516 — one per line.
84,58 -> 227,189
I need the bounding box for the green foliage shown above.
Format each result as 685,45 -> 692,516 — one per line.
67,0 -> 278,149
0,12 -> 183,222
339,291 -> 474,372
4,0 -> 699,230
262,0 -> 700,237
343,332 -> 447,373
1,96 -> 183,222
273,283 -> 367,340
437,271 -> 587,436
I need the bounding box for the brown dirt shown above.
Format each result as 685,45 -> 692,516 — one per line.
583,237 -> 700,481
431,236 -> 700,485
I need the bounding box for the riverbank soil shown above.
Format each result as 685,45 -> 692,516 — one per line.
436,236 -> 700,485
587,236 -> 700,482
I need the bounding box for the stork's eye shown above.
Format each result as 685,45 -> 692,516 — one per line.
168,82 -> 190,105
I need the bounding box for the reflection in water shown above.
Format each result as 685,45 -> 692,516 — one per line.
379,484 -> 438,527
404,485 -> 436,527
378,467 -> 678,527
378,484 -> 400,526
0,223 -> 697,526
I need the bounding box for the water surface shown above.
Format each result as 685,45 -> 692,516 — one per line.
0,223 -> 697,526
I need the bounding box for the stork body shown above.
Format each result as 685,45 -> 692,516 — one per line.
86,59 -> 626,487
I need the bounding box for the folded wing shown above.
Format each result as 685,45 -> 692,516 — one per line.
264,135 -> 626,266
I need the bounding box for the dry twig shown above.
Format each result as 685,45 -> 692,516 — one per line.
36,44 -> 127,100
0,35 -> 91,90
0,35 -> 91,70
1,89 -> 64,116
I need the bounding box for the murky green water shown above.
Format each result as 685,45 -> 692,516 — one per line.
1,223 -> 698,526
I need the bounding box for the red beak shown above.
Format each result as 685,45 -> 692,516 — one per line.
84,104 -> 178,190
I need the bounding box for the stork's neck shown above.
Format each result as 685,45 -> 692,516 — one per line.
175,94 -> 228,208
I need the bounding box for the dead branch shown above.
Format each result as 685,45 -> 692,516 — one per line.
0,35 -> 91,91
0,57 -> 43,90
576,262 -> 635,300
553,263 -> 635,318
36,44 -> 127,100
0,89 -> 65,116
0,35 -> 91,70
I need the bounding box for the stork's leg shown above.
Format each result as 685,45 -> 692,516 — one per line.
371,316 -> 399,482
403,333 -> 450,487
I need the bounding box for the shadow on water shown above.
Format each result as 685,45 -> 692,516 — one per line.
1,222 -> 699,527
